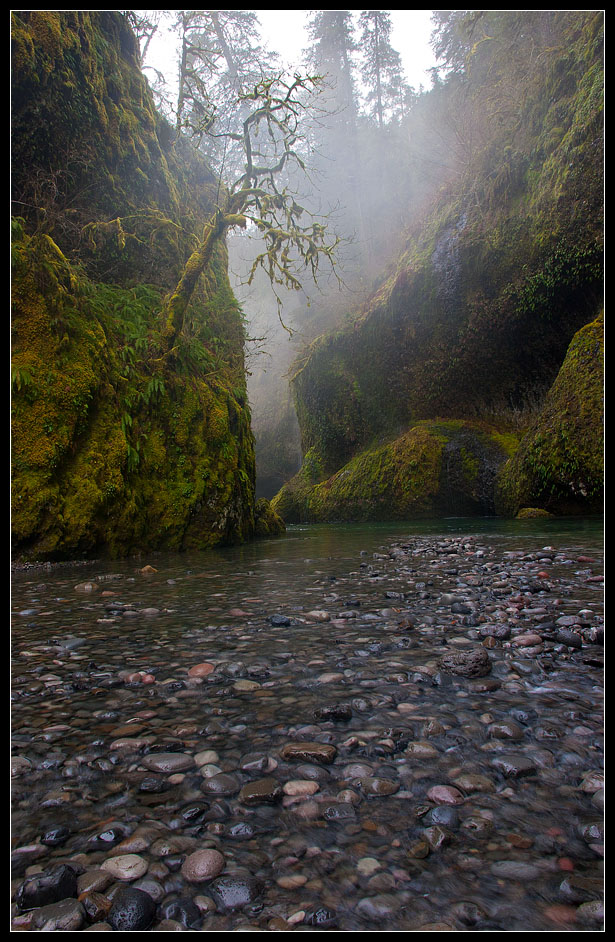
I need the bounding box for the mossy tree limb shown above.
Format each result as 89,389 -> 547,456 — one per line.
160,208 -> 246,351
160,71 -> 344,349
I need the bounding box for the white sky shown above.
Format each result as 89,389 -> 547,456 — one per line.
257,9 -> 437,90
145,9 -> 438,93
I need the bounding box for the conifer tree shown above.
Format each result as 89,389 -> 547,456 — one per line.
303,11 -> 370,271
358,10 -> 409,127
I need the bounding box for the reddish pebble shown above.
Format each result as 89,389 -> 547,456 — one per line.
141,674 -> 156,684
426,785 -> 464,805
558,857 -> 575,871
188,663 -> 215,678
543,905 -> 578,927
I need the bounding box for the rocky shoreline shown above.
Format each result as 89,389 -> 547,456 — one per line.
11,531 -> 604,930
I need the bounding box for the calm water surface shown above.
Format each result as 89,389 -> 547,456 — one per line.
11,517 -> 604,931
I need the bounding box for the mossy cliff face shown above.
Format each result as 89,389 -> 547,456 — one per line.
11,12 -> 283,561
496,313 -> 604,516
275,12 -> 603,522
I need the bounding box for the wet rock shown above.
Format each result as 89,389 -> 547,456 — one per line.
438,646 -> 492,677
269,614 -> 291,626
304,907 -> 338,928
427,784 -> 464,805
425,805 -> 460,829
280,742 -> 337,764
208,872 -> 263,912
181,849 -> 225,883
490,860 -> 542,880
107,887 -> 157,931
313,702 -> 352,722
31,898 -> 86,931
359,776 -> 400,797
101,854 -> 148,881
200,772 -> 241,796
157,895 -> 203,928
558,874 -> 604,904
16,864 -> 78,911
491,755 -> 537,778
239,777 -> 283,805
187,662 -> 216,678
356,893 -> 401,920
40,824 -> 71,846
555,628 -> 583,648
140,753 -> 195,773
322,802 -> 356,822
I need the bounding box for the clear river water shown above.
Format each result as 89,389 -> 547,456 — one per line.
11,516 -> 604,931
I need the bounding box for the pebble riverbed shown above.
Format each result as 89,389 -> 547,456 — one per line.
11,525 -> 604,931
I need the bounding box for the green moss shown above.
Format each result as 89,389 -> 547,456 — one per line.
11,223 -> 257,559
253,498 -> 286,538
283,12 -> 602,519
496,312 -> 603,515
273,419 -> 517,523
11,12 -> 259,561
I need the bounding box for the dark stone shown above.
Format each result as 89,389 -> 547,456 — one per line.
491,754 -> 537,778
139,775 -> 170,793
304,906 -> 338,928
40,825 -> 71,846
107,887 -> 157,931
425,805 -> 460,829
269,614 -> 291,626
209,872 -> 263,912
16,864 -> 78,911
313,703 -> 352,722
228,822 -> 258,840
158,895 -> 203,929
555,627 -> 583,648
30,898 -> 86,931
238,777 -> 283,805
88,824 -> 127,848
322,803 -> 356,822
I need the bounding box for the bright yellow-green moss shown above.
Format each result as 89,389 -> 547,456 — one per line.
11,223 -> 260,559
272,419 -> 519,523
10,12 -> 277,561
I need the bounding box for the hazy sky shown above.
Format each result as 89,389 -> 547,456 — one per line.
145,9 -> 438,94
256,9 -> 437,90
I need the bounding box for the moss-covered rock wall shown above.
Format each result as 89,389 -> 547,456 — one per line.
274,11 -> 603,523
496,312 -> 604,516
11,11 -> 283,561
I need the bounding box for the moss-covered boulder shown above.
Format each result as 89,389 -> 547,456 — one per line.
496,313 -> 604,516
272,420 -> 518,523
253,498 -> 286,538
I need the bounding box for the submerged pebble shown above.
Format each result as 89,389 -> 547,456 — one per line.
11,526 -> 603,931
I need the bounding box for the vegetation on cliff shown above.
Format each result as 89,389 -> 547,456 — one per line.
496,313 -> 604,517
274,10 -> 603,522
11,11 -> 285,560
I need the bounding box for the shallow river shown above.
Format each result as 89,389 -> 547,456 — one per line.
11,517 -> 604,931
